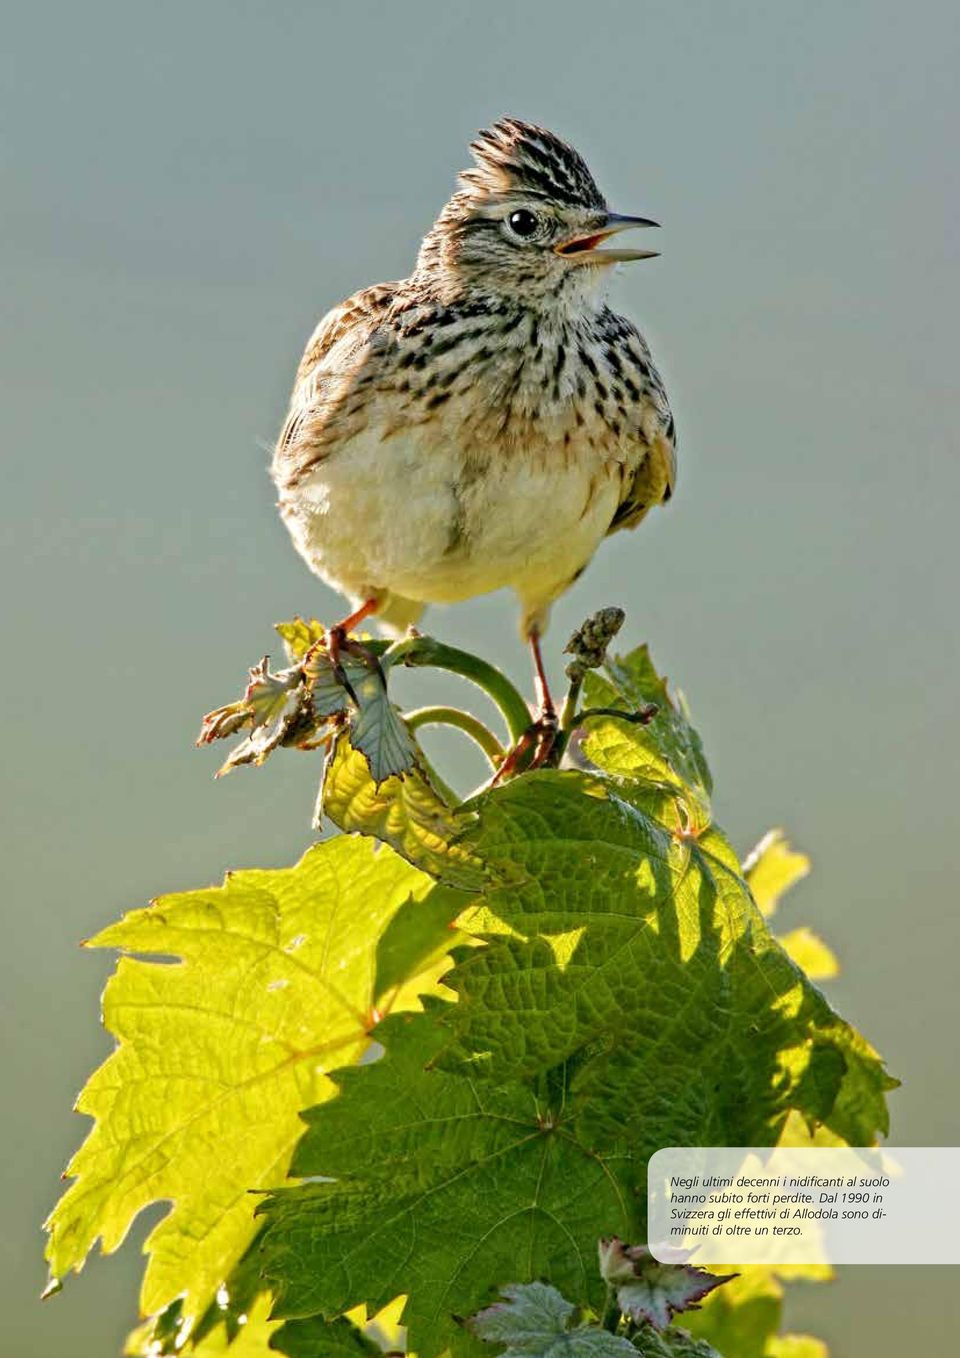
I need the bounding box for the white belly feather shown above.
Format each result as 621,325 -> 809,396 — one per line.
279,419 -> 622,632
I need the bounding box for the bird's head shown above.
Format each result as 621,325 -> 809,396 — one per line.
415,117 -> 659,307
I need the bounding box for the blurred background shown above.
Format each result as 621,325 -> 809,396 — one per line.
3,1 -> 958,1353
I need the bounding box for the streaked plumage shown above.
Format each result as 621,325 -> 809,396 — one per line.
272,117 -> 675,640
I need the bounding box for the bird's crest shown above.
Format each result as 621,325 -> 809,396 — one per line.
459,117 -> 607,210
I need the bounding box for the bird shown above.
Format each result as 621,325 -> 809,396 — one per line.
271,117 -> 675,764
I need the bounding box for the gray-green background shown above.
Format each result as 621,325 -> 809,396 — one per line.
3,1 -> 958,1353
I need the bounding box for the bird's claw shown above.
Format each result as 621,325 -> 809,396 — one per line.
324,625 -> 385,701
491,709 -> 560,784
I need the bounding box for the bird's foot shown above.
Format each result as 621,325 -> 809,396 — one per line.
325,626 -> 385,701
491,707 -> 560,784
303,599 -> 384,701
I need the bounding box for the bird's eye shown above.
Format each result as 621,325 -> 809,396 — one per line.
507,208 -> 540,239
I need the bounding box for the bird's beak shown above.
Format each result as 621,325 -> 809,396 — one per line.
555,212 -> 660,264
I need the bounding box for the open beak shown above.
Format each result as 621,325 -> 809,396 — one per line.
555,212 -> 660,264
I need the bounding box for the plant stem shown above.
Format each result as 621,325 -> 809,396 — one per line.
573,704 -> 658,726
600,1288 -> 621,1334
382,636 -> 531,744
559,675 -> 584,735
542,674 -> 585,767
404,706 -> 504,769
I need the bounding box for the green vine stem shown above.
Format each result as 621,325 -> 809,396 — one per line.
382,636 -> 532,745
404,705 -> 505,769
600,1287 -> 622,1334
558,674 -> 585,742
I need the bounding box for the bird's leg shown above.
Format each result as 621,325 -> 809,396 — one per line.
325,597 -> 383,695
527,628 -> 561,766
492,629 -> 559,782
530,628 -> 556,723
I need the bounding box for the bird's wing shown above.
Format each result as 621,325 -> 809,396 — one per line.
272,282 -> 399,491
602,315 -> 677,535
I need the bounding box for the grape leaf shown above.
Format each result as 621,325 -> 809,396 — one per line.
685,1116 -> 832,1358
260,648 -> 894,1358
471,1282 -> 576,1348
163,1296 -> 276,1356
270,1314 -> 383,1358
198,657 -> 311,774
469,1282 -> 722,1358
776,927 -> 838,982
130,1297 -> 383,1358
276,617 -> 327,663
597,1240 -> 733,1329
62,637 -> 891,1358
199,628 -> 416,788
320,730 -> 485,890
740,832 -> 837,981
632,1331 -> 722,1358
258,1013 -> 636,1358
373,884 -> 471,999
682,1266 -> 825,1358
580,646 -> 712,816
303,648 -> 372,722
346,667 -> 419,784
742,832 -> 810,918
439,774 -> 892,1155
470,1282 -> 635,1358
45,837 -> 448,1331
766,1338 -> 826,1358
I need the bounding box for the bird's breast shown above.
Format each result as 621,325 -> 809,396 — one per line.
277,306 -> 662,614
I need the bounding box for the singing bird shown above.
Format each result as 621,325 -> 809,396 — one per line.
272,117 -> 675,744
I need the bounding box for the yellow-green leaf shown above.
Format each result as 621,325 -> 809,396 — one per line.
777,927 -> 839,981
275,617 -> 326,663
46,837 -> 447,1331
320,730 -> 485,890
742,830 -> 810,918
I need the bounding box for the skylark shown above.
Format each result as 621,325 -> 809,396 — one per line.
272,117 -> 675,751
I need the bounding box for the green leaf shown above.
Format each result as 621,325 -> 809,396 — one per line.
74,633 -> 891,1358
470,1282 -> 635,1358
200,631 -> 416,787
320,730 -> 486,890
347,667 -> 419,784
270,1315 -> 383,1358
301,640 -> 417,784
632,1331 -> 722,1358
220,681 -> 312,775
469,1282 -> 722,1358
641,1332 -> 723,1358
682,1267 -> 825,1358
438,774 -> 892,1153
742,831 -> 811,919
471,1282 -> 576,1348
127,1295 -> 276,1356
129,1297 -> 383,1358
198,657 -> 313,774
766,1337 -> 827,1358
373,884 -> 470,999
258,1014 -> 636,1358
597,1240 -> 733,1329
777,927 -> 838,981
303,647 -> 370,721
276,617 -> 327,663
46,837 -> 447,1331
260,649 -> 893,1358
125,1298 -> 190,1355
739,832 -> 837,981
581,646 -> 712,817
